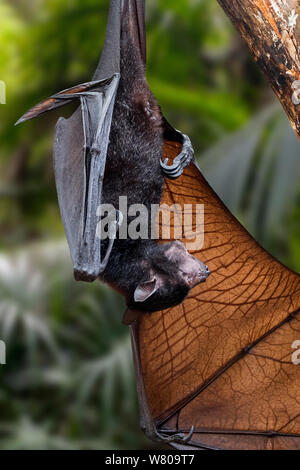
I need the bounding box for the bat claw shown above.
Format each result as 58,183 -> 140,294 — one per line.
148,426 -> 195,445
160,132 -> 194,179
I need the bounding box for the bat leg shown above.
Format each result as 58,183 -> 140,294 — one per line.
161,133 -> 195,179
130,323 -> 195,445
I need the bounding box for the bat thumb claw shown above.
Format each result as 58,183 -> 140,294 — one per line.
15,117 -> 25,127
182,425 -> 195,443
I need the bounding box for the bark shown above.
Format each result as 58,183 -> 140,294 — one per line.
217,0 -> 300,138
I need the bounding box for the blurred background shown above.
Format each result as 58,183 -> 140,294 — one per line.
0,0 -> 299,450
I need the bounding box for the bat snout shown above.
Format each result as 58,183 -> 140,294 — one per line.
200,265 -> 210,282
204,264 -> 210,276
195,264 -> 210,284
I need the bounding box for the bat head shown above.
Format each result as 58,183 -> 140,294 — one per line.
128,241 -> 210,312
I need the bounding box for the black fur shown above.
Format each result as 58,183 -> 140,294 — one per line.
100,16 -> 202,312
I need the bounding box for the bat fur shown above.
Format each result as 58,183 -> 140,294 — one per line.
100,16 -> 209,312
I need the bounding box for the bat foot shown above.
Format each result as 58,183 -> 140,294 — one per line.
144,425 -> 194,445
160,132 -> 194,179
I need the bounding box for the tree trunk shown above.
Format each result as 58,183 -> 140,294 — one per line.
217,0 -> 300,138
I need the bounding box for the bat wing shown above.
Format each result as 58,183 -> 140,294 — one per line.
53,76 -> 119,282
16,0 -> 146,281
129,139 -> 300,450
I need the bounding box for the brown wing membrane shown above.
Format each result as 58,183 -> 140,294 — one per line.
132,140 -> 300,450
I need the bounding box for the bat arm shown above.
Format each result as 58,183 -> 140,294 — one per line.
160,133 -> 195,179
15,75 -> 120,126
51,92 -> 97,100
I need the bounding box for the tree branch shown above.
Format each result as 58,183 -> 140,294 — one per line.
217,0 -> 300,138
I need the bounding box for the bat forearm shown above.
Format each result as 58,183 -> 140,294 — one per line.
217,0 -> 300,138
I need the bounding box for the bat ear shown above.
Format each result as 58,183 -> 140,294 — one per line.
134,278 -> 158,303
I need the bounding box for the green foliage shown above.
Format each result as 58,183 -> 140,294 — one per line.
0,242 -> 154,450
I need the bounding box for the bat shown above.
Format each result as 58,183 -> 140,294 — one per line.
129,141 -> 300,449
17,0 -> 300,451
16,0 -> 209,315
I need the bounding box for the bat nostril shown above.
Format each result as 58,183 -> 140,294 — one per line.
205,265 -> 210,276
